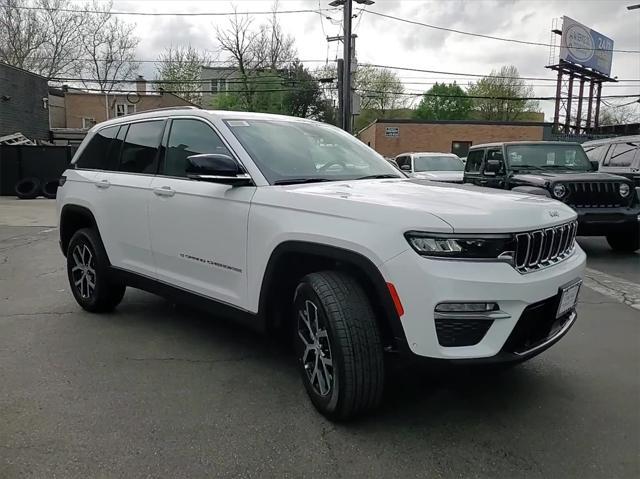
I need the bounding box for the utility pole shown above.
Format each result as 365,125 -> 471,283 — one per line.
336,59 -> 344,129
329,0 -> 373,133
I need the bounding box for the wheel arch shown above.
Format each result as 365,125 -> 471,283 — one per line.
258,241 -> 407,351
59,204 -> 101,257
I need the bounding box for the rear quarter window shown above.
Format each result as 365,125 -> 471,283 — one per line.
75,126 -> 119,170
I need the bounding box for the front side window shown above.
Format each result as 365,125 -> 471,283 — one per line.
505,144 -> 592,171
608,142 -> 639,167
119,121 -> 164,174
162,119 -> 233,177
465,149 -> 484,172
584,144 -> 608,163
224,119 -> 402,184
75,125 -> 119,170
414,155 -> 464,172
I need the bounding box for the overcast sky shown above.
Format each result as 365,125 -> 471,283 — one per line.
112,0 -> 640,121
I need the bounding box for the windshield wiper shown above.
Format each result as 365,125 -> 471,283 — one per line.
273,178 -> 334,185
354,174 -> 401,180
512,165 -> 544,170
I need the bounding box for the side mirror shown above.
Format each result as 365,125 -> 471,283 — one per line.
400,164 -> 411,171
590,160 -> 599,171
186,154 -> 252,186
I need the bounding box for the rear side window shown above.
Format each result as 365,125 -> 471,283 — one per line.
75,126 -> 119,170
162,119 -> 233,177
465,149 -> 484,172
119,121 -> 164,174
608,142 -> 639,167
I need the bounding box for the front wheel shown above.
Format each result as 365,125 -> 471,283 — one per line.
606,230 -> 639,253
293,271 -> 384,421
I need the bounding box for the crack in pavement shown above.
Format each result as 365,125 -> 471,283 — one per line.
584,267 -> 640,311
0,311 -> 78,319
124,355 -> 270,364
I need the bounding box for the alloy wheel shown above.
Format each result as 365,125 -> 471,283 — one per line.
71,243 -> 96,299
297,299 -> 334,396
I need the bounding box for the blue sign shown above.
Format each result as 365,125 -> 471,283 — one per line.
559,16 -> 614,76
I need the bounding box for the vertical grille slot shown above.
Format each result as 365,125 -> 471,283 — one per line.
566,181 -> 623,207
514,221 -> 577,273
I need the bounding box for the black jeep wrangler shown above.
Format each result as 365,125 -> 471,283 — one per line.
463,141 -> 640,252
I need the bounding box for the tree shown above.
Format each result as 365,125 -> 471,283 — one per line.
355,66 -> 405,115
77,2 -> 139,93
0,0 -> 87,78
283,62 -> 335,122
467,65 -> 539,121
215,3 -> 296,110
155,45 -> 212,105
598,103 -> 640,126
414,82 -> 472,120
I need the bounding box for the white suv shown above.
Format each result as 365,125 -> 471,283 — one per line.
57,108 -> 586,420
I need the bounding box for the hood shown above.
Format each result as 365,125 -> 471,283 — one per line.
411,171 -> 464,183
513,171 -> 632,186
274,179 -> 577,233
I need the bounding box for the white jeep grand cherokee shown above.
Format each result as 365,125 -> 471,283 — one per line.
57,108 -> 585,420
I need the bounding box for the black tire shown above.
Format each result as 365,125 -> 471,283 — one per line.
67,228 -> 126,312
14,177 -> 41,199
293,271 -> 384,421
606,230 -> 639,253
42,178 -> 59,199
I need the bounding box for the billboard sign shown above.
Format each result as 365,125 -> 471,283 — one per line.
559,16 -> 614,76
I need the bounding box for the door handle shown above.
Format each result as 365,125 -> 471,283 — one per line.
95,179 -> 110,189
153,186 -> 175,197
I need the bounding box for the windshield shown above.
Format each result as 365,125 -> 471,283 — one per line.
414,155 -> 464,172
505,144 -> 592,171
224,119 -> 403,184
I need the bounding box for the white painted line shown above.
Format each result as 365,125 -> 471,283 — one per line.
583,267 -> 640,311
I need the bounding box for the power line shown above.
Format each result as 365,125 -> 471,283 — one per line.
18,57 -> 333,64
11,5 -> 339,17
364,9 -> 640,54
361,63 -> 640,82
356,88 -> 640,101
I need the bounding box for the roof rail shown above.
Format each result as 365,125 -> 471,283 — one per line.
141,106 -> 200,113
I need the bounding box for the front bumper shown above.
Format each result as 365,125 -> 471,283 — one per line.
574,204 -> 640,236
381,245 -> 586,361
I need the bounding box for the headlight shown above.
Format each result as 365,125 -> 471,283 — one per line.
405,232 -> 516,259
619,183 -> 630,198
553,183 -> 566,199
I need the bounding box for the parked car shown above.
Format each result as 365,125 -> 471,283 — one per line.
582,136 -> 640,187
57,110 -> 585,420
459,156 -> 467,165
395,152 -> 465,183
384,157 -> 400,169
463,141 -> 639,252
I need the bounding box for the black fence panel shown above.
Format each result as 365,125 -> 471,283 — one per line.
0,145 -> 76,195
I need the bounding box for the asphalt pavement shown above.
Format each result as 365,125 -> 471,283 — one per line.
0,200 -> 638,478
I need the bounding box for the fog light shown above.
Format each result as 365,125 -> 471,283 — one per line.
435,302 -> 498,313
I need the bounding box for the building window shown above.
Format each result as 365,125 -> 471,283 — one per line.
211,79 -> 228,93
451,141 -> 472,157
116,103 -> 136,117
82,117 -> 96,129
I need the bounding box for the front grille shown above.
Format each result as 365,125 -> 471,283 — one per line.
502,294 -> 570,354
435,318 -> 493,347
514,221 -> 577,273
566,182 -> 623,207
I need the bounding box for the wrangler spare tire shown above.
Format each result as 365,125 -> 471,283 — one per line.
14,177 -> 41,199
42,178 -> 59,199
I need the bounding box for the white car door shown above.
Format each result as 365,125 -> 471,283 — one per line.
148,117 -> 255,307
93,119 -> 165,278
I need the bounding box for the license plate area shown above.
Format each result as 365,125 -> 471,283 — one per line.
557,280 -> 582,318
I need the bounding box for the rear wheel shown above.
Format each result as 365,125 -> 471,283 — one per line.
67,228 -> 126,312
293,271 -> 384,421
606,230 -> 639,253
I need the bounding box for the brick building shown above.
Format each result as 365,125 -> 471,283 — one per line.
358,119 -> 554,158
0,63 -> 49,141
50,77 -> 197,130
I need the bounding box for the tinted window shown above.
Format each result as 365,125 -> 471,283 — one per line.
75,126 -> 119,170
119,121 -> 164,174
396,155 -> 410,169
465,149 -> 484,172
163,119 -> 233,177
609,142 -> 639,167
